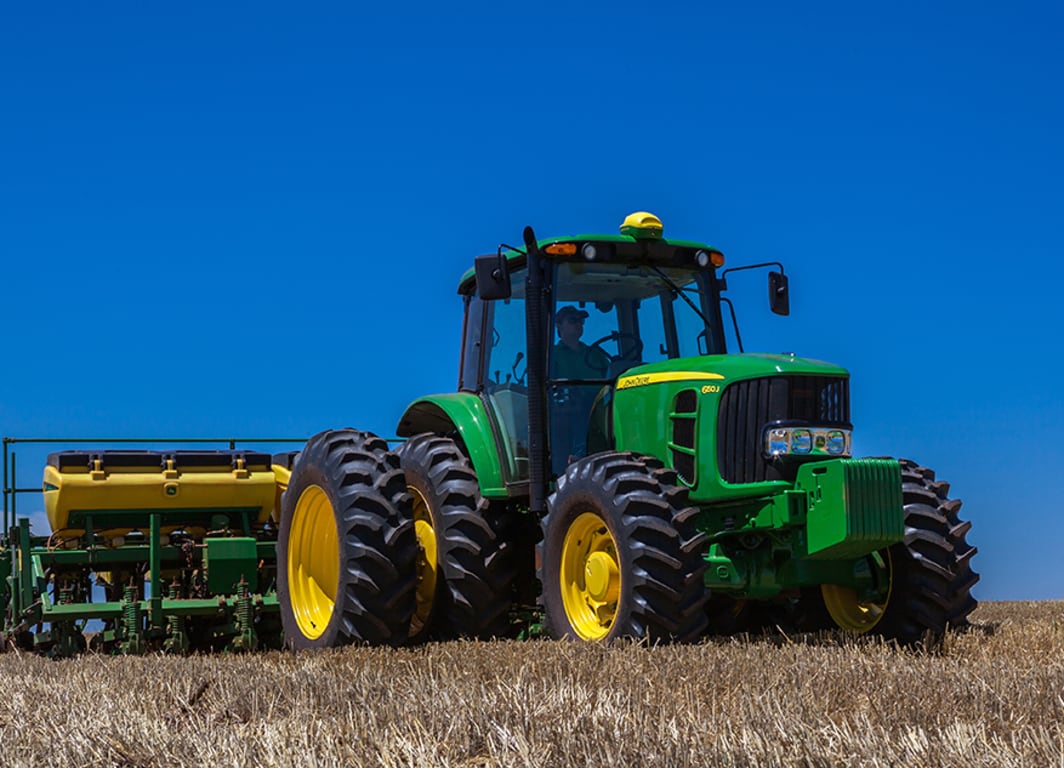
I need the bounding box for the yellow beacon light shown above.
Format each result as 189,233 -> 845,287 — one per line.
620,211 -> 664,239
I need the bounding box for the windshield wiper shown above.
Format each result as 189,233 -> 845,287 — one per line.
649,266 -> 712,326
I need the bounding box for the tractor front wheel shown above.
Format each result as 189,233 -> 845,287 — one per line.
820,458 -> 979,644
539,452 -> 707,642
277,429 -> 417,649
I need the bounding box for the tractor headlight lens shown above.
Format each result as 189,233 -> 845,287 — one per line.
696,250 -> 711,267
826,430 -> 847,456
768,428 -> 789,456
582,243 -> 597,261
763,426 -> 852,458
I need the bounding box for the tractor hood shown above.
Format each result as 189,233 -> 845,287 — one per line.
610,352 -> 852,501
615,353 -> 848,392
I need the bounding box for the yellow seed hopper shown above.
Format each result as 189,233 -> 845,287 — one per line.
43,450 -> 288,538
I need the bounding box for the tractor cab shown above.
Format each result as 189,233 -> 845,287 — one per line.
456,212 -> 779,485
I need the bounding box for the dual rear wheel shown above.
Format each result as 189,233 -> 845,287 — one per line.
278,430 -> 514,648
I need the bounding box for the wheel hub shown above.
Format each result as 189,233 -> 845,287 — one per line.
584,551 -> 619,603
560,511 -> 622,641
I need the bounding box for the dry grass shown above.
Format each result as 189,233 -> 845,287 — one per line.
1,602 -> 1061,767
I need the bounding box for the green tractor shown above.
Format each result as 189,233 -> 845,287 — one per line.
364,210 -> 975,645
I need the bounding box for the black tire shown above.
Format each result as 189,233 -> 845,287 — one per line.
277,429 -> 417,649
899,458 -> 979,628
539,452 -> 708,643
819,458 -> 979,644
396,434 -> 514,639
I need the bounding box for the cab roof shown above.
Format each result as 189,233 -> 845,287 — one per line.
457,233 -> 720,294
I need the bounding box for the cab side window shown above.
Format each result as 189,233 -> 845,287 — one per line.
483,295 -> 529,482
459,295 -> 486,392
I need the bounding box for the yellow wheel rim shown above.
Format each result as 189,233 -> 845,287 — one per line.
821,551 -> 892,634
409,486 -> 438,637
560,511 -> 621,641
288,485 -> 339,640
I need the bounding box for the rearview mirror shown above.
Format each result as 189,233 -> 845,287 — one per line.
475,254 -> 512,300
769,271 -> 789,316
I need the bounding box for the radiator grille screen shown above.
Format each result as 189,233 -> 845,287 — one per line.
717,376 -> 850,484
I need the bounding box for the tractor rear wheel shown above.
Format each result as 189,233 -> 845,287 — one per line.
820,458 -> 979,644
397,434 -> 513,640
539,452 -> 708,642
277,429 -> 417,649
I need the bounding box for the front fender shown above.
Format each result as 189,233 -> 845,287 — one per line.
396,393 -> 506,498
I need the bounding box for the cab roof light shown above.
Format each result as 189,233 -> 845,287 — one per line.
696,249 -> 725,268
697,249 -> 723,268
544,243 -> 577,256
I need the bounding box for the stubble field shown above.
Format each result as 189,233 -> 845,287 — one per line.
0,602 -> 1060,767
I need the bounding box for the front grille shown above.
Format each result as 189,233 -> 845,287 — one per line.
717,376 -> 850,484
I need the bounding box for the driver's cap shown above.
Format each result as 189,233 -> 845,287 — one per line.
556,306 -> 589,324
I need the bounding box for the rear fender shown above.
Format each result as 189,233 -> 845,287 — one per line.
396,393 -> 506,498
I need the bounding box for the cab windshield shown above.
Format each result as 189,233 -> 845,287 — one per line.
550,261 -> 725,385
547,261 -> 725,475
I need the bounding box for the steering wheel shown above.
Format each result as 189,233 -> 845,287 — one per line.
585,332 -> 644,375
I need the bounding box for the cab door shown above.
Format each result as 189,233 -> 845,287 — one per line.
461,285 -> 530,487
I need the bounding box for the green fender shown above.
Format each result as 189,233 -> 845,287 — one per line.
396,393 -> 507,498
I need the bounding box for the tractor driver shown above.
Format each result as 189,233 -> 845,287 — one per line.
551,305 -> 610,381
550,305 -> 611,472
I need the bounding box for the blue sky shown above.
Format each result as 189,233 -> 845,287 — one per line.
2,2 -> 1061,599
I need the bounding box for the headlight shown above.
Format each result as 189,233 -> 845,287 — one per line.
763,425 -> 852,458
825,430 -> 847,456
767,429 -> 789,456
790,429 -> 812,454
